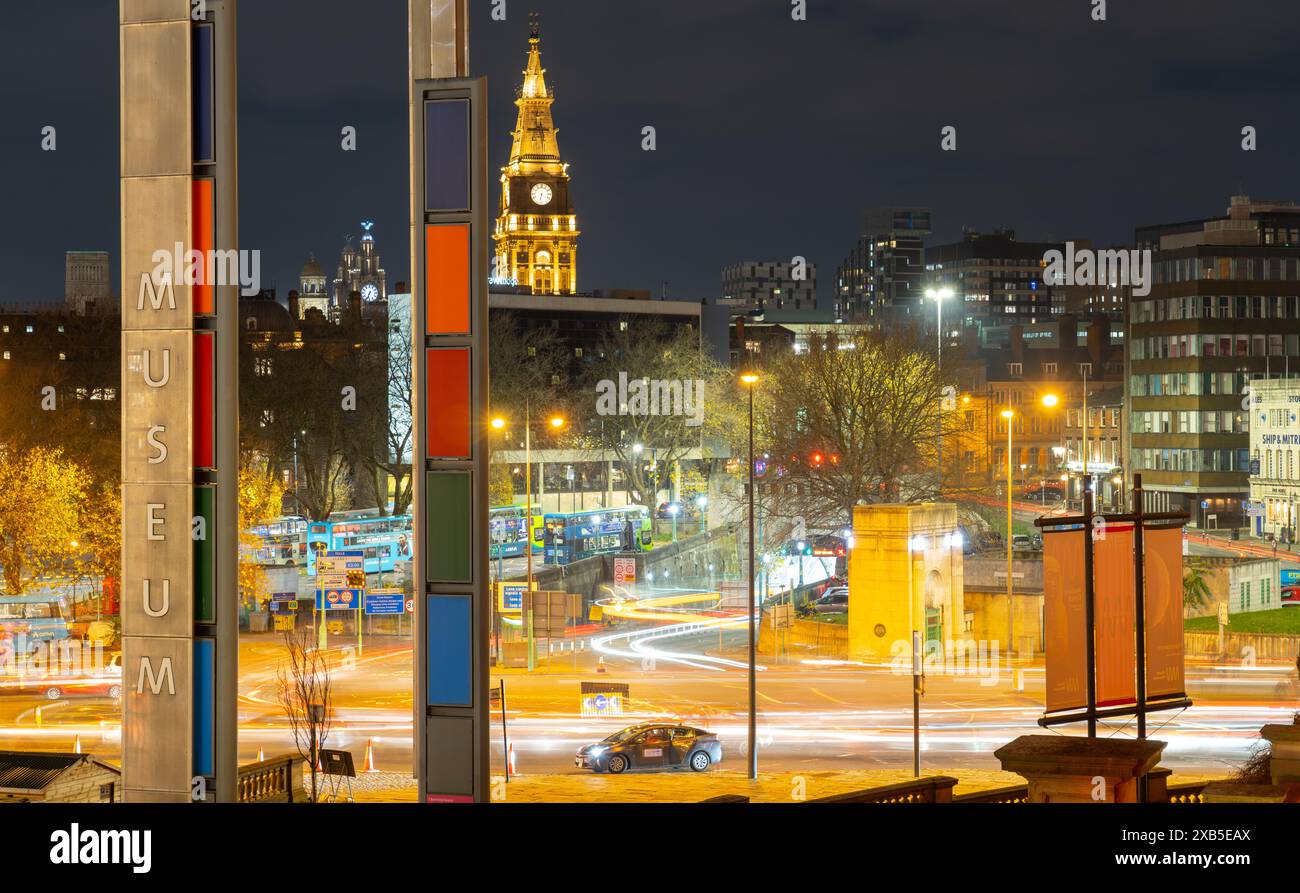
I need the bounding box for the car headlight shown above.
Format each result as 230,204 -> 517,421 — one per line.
588,746 -> 607,755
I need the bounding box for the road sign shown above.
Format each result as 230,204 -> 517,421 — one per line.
497,582 -> 529,613
613,557 -> 636,585
771,603 -> 792,629
317,589 -> 361,611
581,693 -> 623,716
317,550 -> 365,589
521,591 -> 570,637
405,598 -> 414,614
365,591 -> 406,615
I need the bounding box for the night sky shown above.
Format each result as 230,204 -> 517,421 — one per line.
2,0 -> 1298,308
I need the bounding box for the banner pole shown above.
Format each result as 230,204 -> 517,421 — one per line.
1083,483 -> 1097,738
1133,473 -> 1148,803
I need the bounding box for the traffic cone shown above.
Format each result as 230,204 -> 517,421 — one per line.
35,707 -> 41,728
74,734 -> 81,754
507,742 -> 517,777
363,738 -> 378,773
257,745 -> 265,763
596,656 -> 606,674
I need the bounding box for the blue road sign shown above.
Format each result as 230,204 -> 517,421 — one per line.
365,592 -> 406,615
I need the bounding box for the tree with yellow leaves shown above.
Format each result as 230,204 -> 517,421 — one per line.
0,447 -> 90,594
239,458 -> 287,608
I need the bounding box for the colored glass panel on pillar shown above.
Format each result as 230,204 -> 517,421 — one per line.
193,637 -> 215,778
426,347 -> 471,459
193,486 -> 215,624
424,99 -> 470,211
192,22 -> 214,164
426,472 -> 473,583
194,331 -> 215,469
426,596 -> 472,706
426,224 -> 470,335
192,178 -> 215,315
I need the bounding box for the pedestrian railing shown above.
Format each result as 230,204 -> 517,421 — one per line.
953,784 -> 1030,803
237,754 -> 303,803
1165,782 -> 1209,804
807,775 -> 958,803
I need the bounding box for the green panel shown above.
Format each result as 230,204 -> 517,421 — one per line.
427,472 -> 473,583
194,485 -> 216,623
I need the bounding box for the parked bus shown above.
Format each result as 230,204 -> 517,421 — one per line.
0,592 -> 73,656
489,504 -> 543,559
306,514 -> 412,575
244,516 -> 309,566
543,506 -> 652,566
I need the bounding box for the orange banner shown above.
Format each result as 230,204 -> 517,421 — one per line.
1143,525 -> 1186,701
1043,527 -> 1087,713
1093,524 -> 1136,707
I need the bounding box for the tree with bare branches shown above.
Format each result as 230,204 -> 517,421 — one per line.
276,626 -> 333,803
750,327 -> 962,531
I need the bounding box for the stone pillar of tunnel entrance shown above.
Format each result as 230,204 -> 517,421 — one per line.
847,503 -> 965,663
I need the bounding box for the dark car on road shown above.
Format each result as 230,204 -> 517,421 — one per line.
575,722 -> 722,774
811,588 -> 848,614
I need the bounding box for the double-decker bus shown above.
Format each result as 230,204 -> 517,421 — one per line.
306,513 -> 412,575
489,504 -> 543,559
542,506 -> 652,565
0,592 -> 73,656
244,516 -> 309,566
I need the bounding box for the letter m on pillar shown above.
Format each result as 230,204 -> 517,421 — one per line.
138,272 -> 178,311
137,656 -> 177,695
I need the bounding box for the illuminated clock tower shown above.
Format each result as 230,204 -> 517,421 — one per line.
493,15 -> 579,296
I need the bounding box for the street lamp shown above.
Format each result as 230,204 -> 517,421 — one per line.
667,502 -> 680,542
740,370 -> 760,781
497,405 -> 565,671
925,287 -> 954,495
1001,408 -> 1015,660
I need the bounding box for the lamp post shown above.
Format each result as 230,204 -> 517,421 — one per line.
925,287 -> 954,495
1001,408 -> 1015,659
741,371 -> 760,781
668,502 -> 680,542
511,405 -> 564,671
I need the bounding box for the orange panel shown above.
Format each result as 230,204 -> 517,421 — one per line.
193,179 -> 214,316
427,348 -> 472,459
426,224 -> 470,335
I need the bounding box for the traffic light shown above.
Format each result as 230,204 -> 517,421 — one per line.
810,451 -> 824,468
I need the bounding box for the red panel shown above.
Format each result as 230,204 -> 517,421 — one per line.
194,331 -> 215,469
426,348 -> 471,459
193,179 -> 215,316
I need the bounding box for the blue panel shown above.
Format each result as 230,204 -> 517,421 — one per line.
193,24 -> 214,163
426,596 -> 472,706
425,99 -> 470,212
193,638 -> 215,778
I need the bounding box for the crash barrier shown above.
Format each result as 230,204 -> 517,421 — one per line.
238,754 -> 304,803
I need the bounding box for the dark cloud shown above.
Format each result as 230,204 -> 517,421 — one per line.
2,0 -> 1299,308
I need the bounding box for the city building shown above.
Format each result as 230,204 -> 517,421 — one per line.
1227,559 -> 1284,614
834,206 -> 931,321
1246,378 -> 1300,540
64,250 -> 112,315
493,17 -> 580,296
1061,383 -> 1126,510
958,316 -> 1123,493
296,253 -> 330,320
0,751 -> 120,803
925,228 -> 1062,335
331,221 -> 388,314
720,260 -> 817,313
1129,195 -> 1300,529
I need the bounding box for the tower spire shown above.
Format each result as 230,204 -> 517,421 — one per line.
493,18 -> 580,297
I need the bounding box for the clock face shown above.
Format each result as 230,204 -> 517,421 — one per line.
361,283 -> 379,302
530,182 -> 553,206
